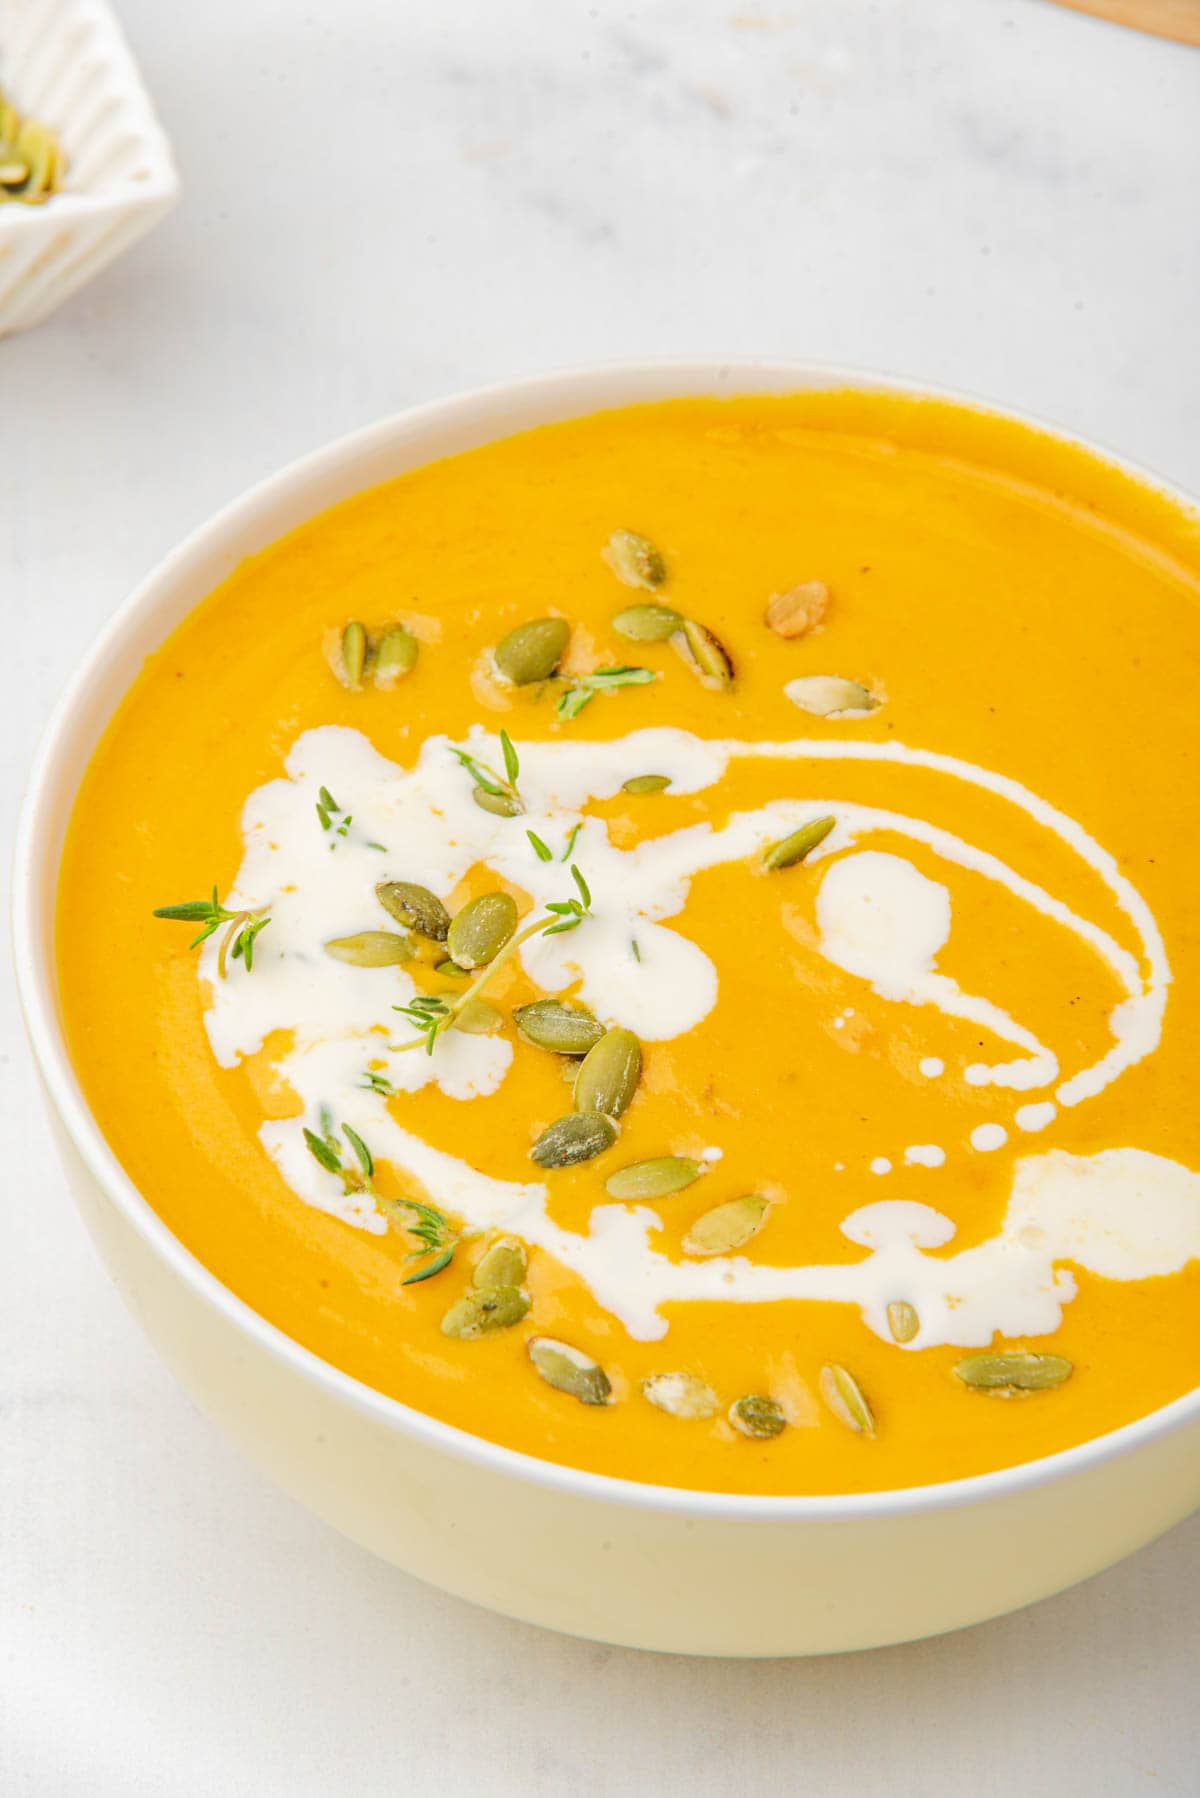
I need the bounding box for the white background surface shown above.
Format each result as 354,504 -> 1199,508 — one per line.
2,2 -> 1198,1792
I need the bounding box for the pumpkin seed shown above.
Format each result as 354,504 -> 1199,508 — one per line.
494,617 -> 570,685
447,892 -> 518,968
605,1157 -> 704,1201
473,1237 -> 527,1289
682,1194 -> 770,1257
472,786 -> 522,818
763,814 -> 836,871
887,1300 -> 920,1344
954,1351 -> 1073,1395
621,773 -> 672,794
819,1364 -> 876,1436
440,1284 -> 530,1339
527,1336 -> 612,1404
765,581 -> 831,639
454,997 -> 504,1035
0,160 -> 28,187
642,1371 -> 719,1419
612,603 -> 683,642
373,626 -> 418,686
530,1111 -> 617,1168
785,675 -> 880,717
674,618 -> 734,689
435,958 -> 468,977
514,998 -> 605,1055
375,881 -> 451,941
323,929 -> 414,967
603,529 -> 667,591
573,1028 -> 642,1118
729,1394 -> 786,1439
341,620 -> 368,689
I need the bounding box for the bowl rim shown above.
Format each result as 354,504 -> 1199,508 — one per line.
14,354 -> 1200,1524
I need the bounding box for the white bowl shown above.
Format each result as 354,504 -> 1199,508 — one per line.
13,360 -> 1200,1656
0,0 -> 178,337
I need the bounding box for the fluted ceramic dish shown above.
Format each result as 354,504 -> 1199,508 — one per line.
0,0 -> 178,337
13,361 -> 1200,1655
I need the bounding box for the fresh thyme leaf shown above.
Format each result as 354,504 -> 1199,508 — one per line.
527,830 -> 553,862
365,841 -> 388,852
402,1245 -> 456,1285
570,863 -> 592,909
361,1069 -> 395,1096
587,665 -> 657,689
318,787 -> 339,812
631,937 -> 641,962
561,824 -> 581,862
152,895 -> 224,923
304,1128 -> 342,1176
500,729 -> 520,786
342,1124 -> 374,1178
555,685 -> 594,721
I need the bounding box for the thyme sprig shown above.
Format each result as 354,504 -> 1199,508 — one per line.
361,1068 -> 396,1097
450,729 -> 523,814
302,1116 -> 457,1283
392,867 -> 595,1056
316,784 -> 352,845
556,665 -> 656,722
152,887 -> 271,977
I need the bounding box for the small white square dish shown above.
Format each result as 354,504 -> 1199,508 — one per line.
0,0 -> 178,337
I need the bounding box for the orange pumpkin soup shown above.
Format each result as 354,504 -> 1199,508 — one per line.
57,392 -> 1200,1494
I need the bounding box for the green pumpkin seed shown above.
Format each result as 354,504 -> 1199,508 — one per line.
612,603 -> 683,642
440,1284 -> 530,1339
603,529 -> 667,591
494,617 -> 570,685
573,1028 -> 642,1118
472,786 -> 521,818
682,1194 -> 770,1257
954,1351 -> 1073,1395
514,998 -> 605,1055
530,1111 -> 617,1168
454,997 -> 504,1035
373,626 -> 418,686
473,1237 -> 527,1290
674,618 -> 734,689
434,958 -> 468,977
819,1364 -> 876,1436
447,892 -> 518,969
605,1157 -> 704,1201
375,881 -> 451,941
341,620 -> 368,689
324,930 -> 414,967
621,774 -> 672,794
785,675 -> 880,717
887,1300 -> 920,1344
527,1336 -> 612,1404
729,1395 -> 785,1439
642,1372 -> 718,1419
763,815 -> 836,871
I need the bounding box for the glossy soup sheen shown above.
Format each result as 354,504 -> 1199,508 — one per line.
57,392 -> 1200,1495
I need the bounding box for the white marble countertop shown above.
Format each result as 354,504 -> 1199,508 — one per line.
2,1 -> 1197,1792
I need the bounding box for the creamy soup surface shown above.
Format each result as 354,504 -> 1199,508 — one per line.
58,393 -> 1200,1494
